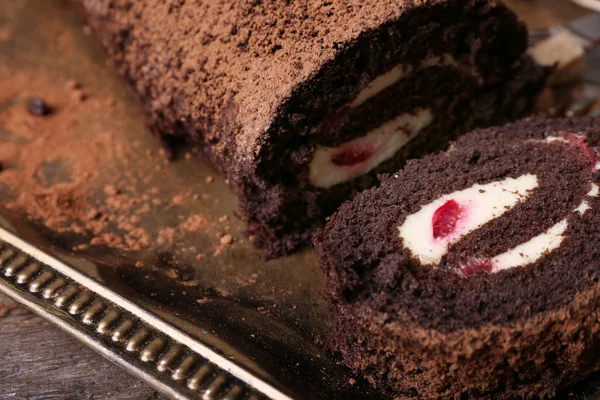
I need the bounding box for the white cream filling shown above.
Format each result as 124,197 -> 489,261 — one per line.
575,202 -> 591,215
350,65 -> 413,108
544,136 -> 570,144
403,178 -> 597,273
350,53 -> 458,107
398,134 -> 599,274
492,220 -> 568,272
575,184 -> 599,215
398,174 -> 538,265
309,108 -> 433,189
491,182 -> 599,271
308,54 -> 481,189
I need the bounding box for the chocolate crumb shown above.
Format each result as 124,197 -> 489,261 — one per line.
103,184 -> 119,196
171,195 -> 186,206
84,208 -> 100,221
176,280 -> 200,287
65,79 -> 81,91
71,89 -> 87,103
220,234 -> 233,245
26,97 -> 52,116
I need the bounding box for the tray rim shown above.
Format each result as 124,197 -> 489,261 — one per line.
0,225 -> 291,400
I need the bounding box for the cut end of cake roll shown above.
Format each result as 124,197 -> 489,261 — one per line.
232,0 -> 549,257
76,0 -> 550,258
314,117 -> 600,399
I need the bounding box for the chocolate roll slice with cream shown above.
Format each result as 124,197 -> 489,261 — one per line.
315,117 -> 600,399
76,0 -> 549,257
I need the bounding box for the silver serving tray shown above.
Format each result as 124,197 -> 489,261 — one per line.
0,2 -> 599,399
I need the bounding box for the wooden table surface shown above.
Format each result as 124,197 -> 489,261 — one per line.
0,1 -> 593,399
0,294 -> 166,400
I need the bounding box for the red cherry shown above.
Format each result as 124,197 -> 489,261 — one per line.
432,199 -> 464,239
331,144 -> 374,167
558,132 -> 597,167
459,258 -> 494,276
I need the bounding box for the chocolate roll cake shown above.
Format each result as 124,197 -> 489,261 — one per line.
315,117 -> 600,399
76,0 -> 549,257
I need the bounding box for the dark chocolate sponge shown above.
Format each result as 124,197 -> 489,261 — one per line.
75,0 -> 548,257
315,117 -> 600,399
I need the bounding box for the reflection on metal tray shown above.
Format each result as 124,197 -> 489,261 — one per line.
0,2 -> 599,400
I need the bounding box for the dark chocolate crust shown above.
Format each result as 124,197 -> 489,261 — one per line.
75,0 -> 548,257
314,117 -> 600,399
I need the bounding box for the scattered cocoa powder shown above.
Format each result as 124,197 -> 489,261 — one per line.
171,194 -> 186,206
0,27 -> 12,42
157,227 -> 176,246
0,60 -> 239,258
179,215 -> 207,232
0,7 -> 251,268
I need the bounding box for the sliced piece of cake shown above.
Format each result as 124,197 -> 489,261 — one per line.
315,117 -> 600,399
